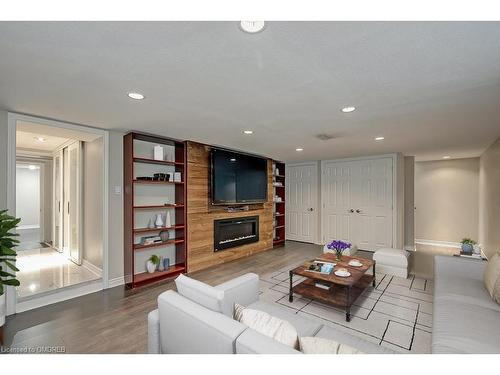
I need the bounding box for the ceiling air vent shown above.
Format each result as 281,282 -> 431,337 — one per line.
316,134 -> 336,141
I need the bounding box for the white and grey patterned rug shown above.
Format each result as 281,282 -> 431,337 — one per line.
259,262 -> 433,353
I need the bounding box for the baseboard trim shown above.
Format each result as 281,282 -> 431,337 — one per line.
415,239 -> 461,248
107,276 -> 125,288
82,259 -> 103,277
15,280 -> 102,314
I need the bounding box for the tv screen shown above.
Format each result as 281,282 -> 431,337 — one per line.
211,148 -> 268,204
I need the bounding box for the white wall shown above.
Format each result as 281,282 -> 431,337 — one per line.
415,158 -> 479,244
108,130 -> 125,280
479,136 -> 500,259
15,166 -> 40,228
0,111 -> 8,210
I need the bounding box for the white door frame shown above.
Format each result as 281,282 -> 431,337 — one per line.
285,161 -> 320,244
320,153 -> 402,249
6,112 -> 110,315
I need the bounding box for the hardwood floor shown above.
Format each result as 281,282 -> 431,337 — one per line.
3,241 -> 322,353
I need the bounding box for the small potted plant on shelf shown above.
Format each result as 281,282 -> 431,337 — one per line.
146,255 -> 160,273
1,210 -> 21,339
460,238 -> 477,255
326,239 -> 352,261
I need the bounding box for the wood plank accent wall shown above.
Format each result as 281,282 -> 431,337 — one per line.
186,141 -> 274,273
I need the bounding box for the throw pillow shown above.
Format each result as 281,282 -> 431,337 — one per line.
234,303 -> 299,349
484,253 -> 500,298
299,336 -> 363,354
174,274 -> 224,313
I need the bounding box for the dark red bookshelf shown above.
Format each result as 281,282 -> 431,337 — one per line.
273,161 -> 286,247
124,132 -> 187,288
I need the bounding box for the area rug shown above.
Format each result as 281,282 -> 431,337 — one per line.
259,262 -> 433,353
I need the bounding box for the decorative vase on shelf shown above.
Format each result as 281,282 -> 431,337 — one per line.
146,260 -> 156,274
159,230 -> 170,242
154,145 -> 164,161
163,258 -> 170,270
155,213 -> 164,228
148,217 -> 155,229
158,256 -> 165,271
165,211 -> 171,227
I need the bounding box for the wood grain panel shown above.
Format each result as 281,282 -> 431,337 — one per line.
186,141 -> 274,272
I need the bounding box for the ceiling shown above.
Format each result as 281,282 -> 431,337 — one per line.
16,130 -> 70,152
1,21 -> 500,162
16,120 -> 102,153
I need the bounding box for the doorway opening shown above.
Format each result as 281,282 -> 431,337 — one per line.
14,119 -> 104,300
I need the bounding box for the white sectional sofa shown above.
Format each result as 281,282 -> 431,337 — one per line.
148,273 -> 396,354
432,255 -> 500,353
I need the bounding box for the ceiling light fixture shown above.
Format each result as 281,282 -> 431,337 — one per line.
127,92 -> 145,100
34,136 -> 46,142
28,165 -> 37,170
230,158 -> 236,162
243,130 -> 253,135
341,106 -> 356,113
296,148 -> 304,152
374,136 -> 385,141
240,21 -> 266,34
443,156 -> 451,159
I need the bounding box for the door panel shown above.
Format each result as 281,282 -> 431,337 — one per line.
53,150 -> 63,252
322,158 -> 393,251
68,141 -> 82,265
285,163 -> 318,243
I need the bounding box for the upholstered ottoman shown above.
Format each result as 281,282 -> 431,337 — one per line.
323,244 -> 357,257
373,248 -> 409,278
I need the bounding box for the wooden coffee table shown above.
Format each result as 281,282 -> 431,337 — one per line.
289,253 -> 375,322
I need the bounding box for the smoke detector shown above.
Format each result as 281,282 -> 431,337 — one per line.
316,134 -> 336,141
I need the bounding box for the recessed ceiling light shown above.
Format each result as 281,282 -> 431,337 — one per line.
230,158 -> 236,162
443,156 -> 451,159
374,136 -> 385,141
341,106 -> 356,113
127,92 -> 145,100
28,165 -> 37,170
296,148 -> 304,152
243,130 -> 253,135
240,21 -> 265,34
34,136 -> 46,142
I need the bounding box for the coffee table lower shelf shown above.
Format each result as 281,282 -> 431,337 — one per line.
291,274 -> 375,322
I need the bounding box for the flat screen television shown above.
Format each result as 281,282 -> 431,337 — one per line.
210,148 -> 268,205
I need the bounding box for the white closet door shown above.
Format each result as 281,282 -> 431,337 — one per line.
321,161 -> 357,246
321,157 -> 393,251
355,158 -> 393,251
68,141 -> 83,265
53,150 -> 64,252
285,163 -> 318,243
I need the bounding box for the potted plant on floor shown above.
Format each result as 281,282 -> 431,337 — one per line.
460,238 -> 477,255
0,209 -> 21,343
326,239 -> 352,261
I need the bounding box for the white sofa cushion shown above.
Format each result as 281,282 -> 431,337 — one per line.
247,300 -> 322,337
234,303 -> 299,349
299,336 -> 363,354
484,253 -> 500,299
175,274 -> 224,313
314,325 -> 397,354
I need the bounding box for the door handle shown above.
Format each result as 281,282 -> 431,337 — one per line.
356,209 -> 362,214
308,208 -> 314,212
67,202 -> 70,214
349,209 -> 354,213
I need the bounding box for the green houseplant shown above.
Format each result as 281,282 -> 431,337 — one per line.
146,254 -> 160,273
460,238 -> 476,255
1,209 -> 21,329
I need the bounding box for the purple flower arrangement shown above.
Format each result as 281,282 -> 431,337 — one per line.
326,239 -> 352,260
